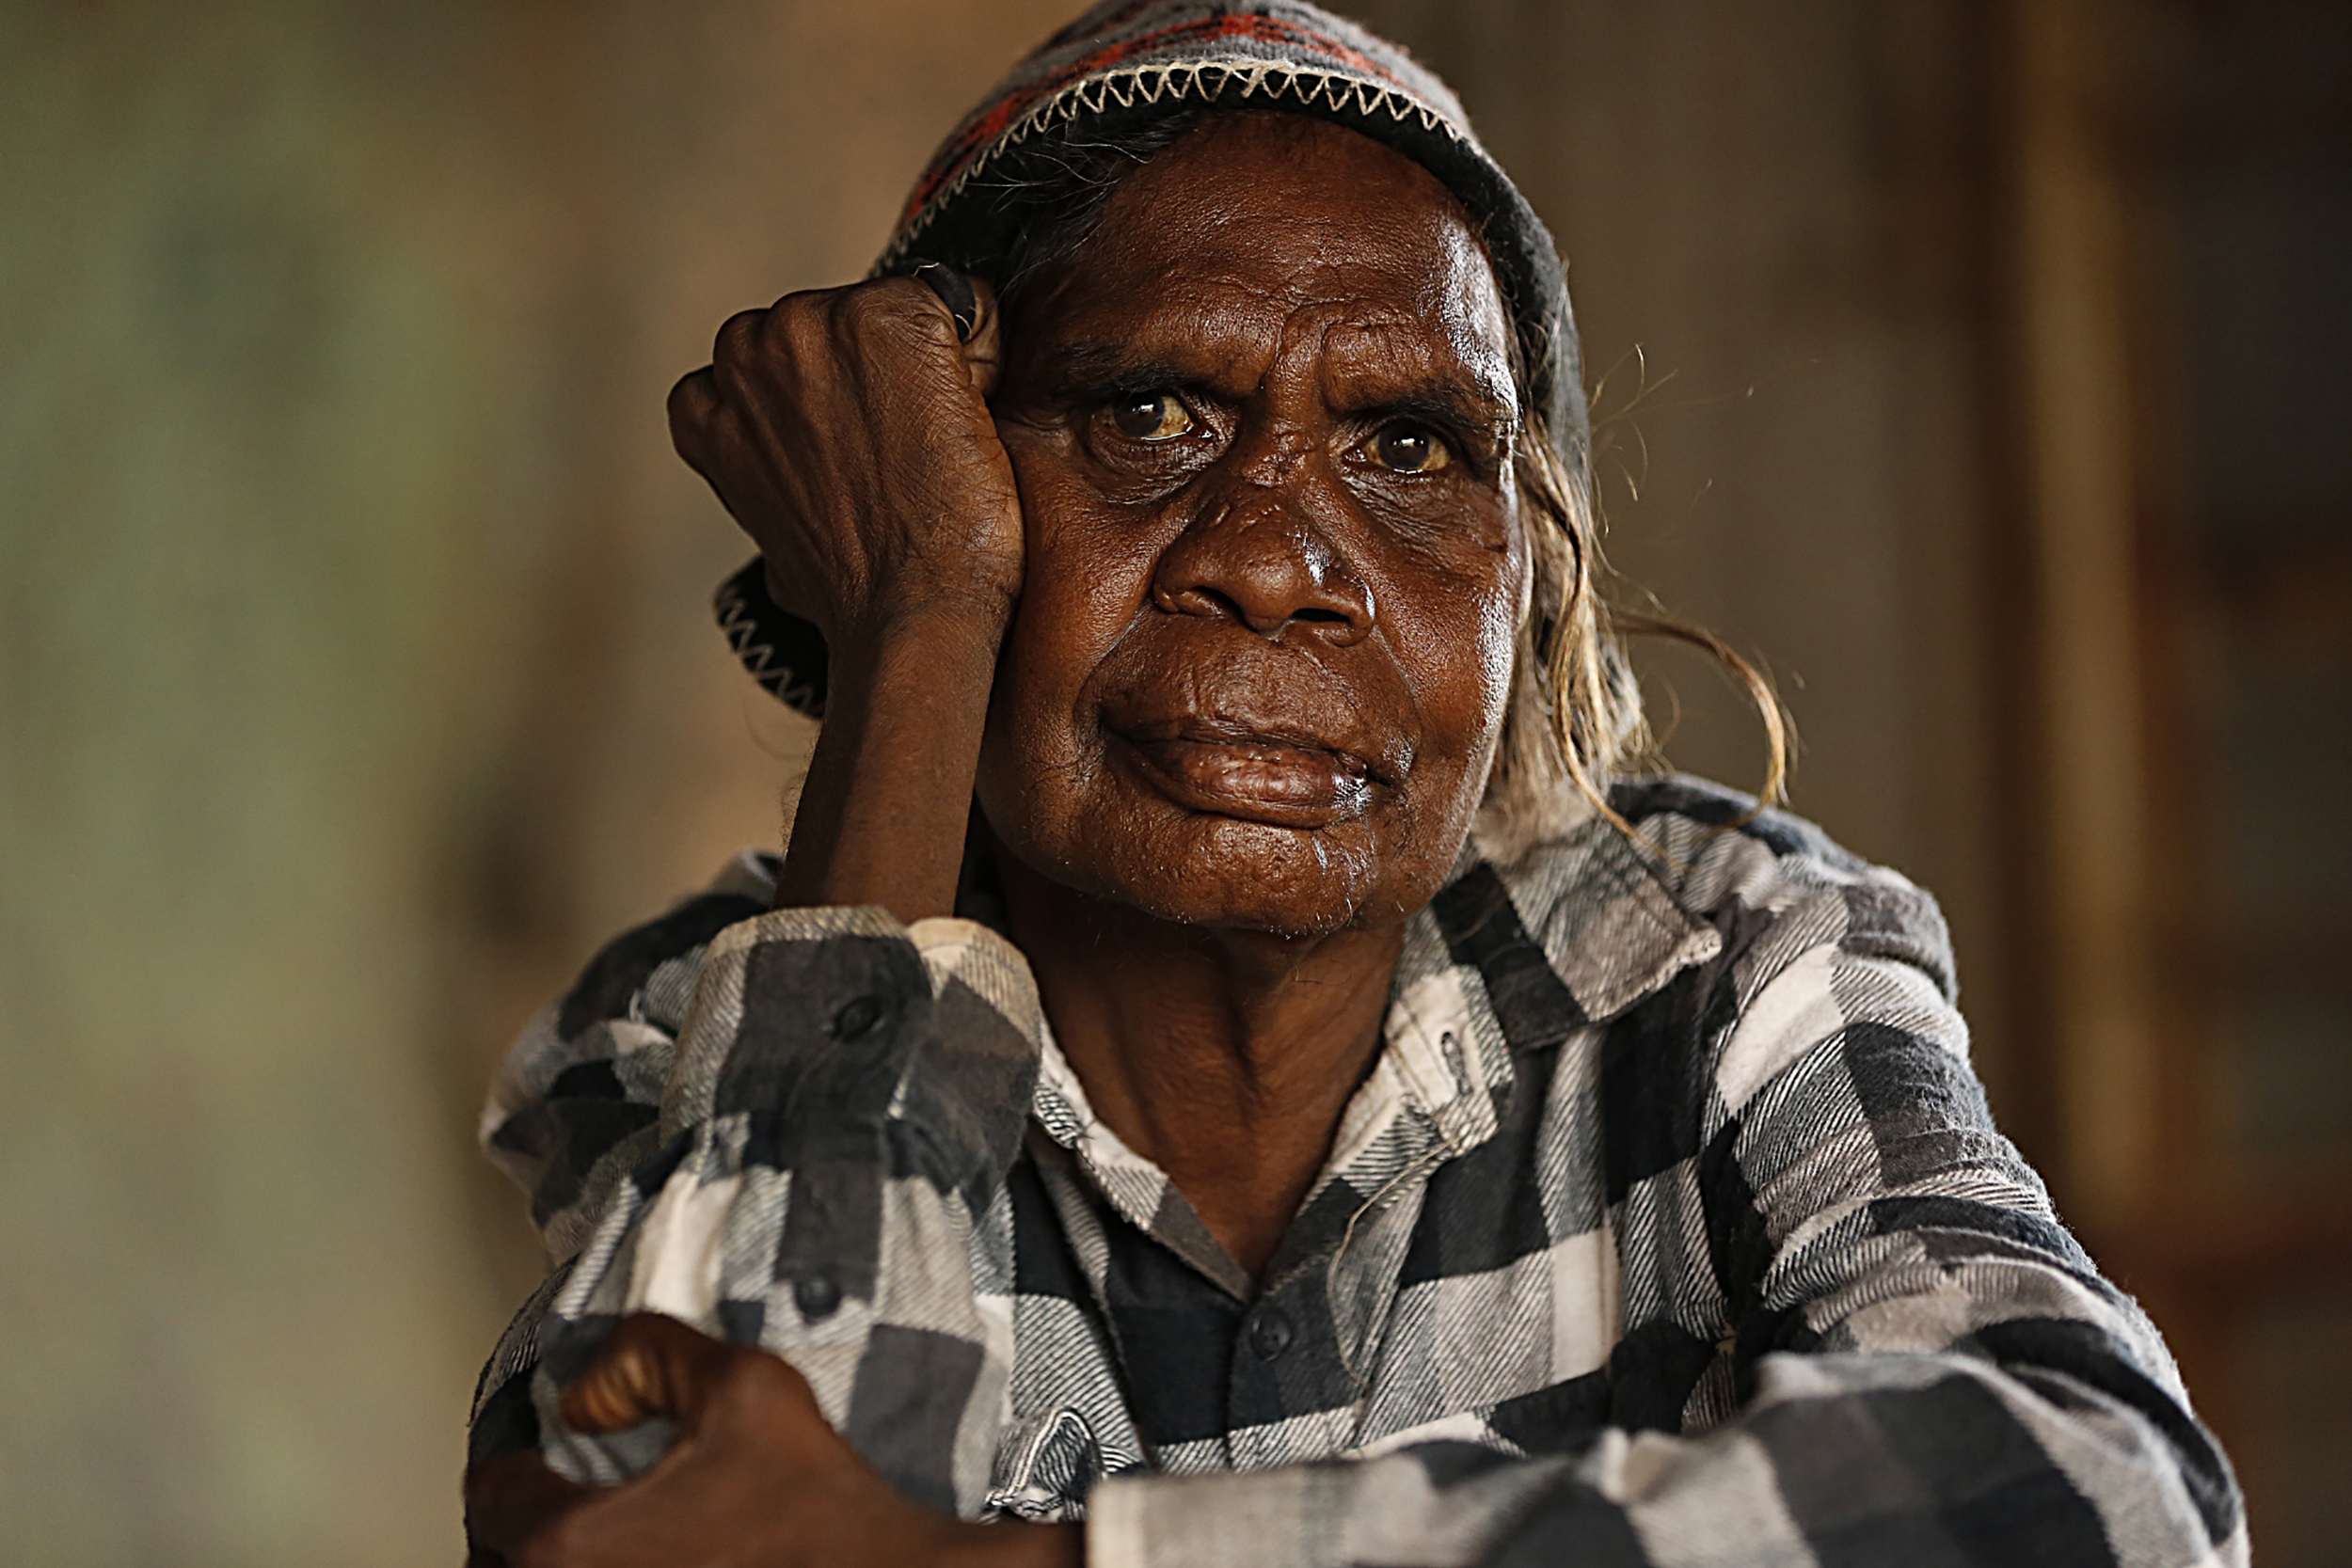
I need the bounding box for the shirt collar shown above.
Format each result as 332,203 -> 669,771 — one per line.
1373,816 -> 1723,1156
1026,813 -> 1721,1192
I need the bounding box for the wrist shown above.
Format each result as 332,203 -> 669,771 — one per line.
831,590 -> 1013,695
772,576 -> 1010,922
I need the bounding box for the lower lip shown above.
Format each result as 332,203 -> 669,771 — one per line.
1118,736 -> 1375,828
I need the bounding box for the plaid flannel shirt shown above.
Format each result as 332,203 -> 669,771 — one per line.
470,776 -> 2246,1567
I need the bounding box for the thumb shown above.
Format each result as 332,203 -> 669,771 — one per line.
958,275 -> 1004,400
558,1312 -> 738,1437
911,261 -> 1003,399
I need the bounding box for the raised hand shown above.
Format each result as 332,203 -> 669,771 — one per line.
665,271 -> 1023,920
668,270 -> 1023,657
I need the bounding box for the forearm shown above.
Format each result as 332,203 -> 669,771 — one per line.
775,597 -> 1009,923
1086,1334 -> 2236,1568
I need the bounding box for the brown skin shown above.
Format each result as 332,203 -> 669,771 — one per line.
465,1315 -> 1070,1568
466,113 -> 1527,1568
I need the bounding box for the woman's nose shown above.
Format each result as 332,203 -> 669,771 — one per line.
1149,487 -> 1375,646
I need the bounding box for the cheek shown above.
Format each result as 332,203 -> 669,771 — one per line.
1393,548 -> 1525,779
1465,512 -> 1533,753
1013,480 -> 1164,705
977,467 -> 1160,819
1474,575 -> 1520,740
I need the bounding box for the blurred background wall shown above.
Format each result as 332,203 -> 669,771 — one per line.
1,1 -> 2343,1563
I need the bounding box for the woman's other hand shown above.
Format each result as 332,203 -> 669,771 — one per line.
464,1313 -> 1079,1568
668,272 -> 1023,657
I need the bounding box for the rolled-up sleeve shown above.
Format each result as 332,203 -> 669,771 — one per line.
477,903 -> 1044,1518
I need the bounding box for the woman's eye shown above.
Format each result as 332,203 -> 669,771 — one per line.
1107,392 -> 1194,441
1370,422 -> 1452,473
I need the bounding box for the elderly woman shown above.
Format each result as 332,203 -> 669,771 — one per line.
462,5 -> 2243,1567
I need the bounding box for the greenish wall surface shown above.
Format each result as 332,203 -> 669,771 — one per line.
0,2 -> 1070,1560
3,7 -> 538,1561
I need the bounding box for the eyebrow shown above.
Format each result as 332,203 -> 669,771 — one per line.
1041,340 -> 1517,437
1041,342 -> 1209,401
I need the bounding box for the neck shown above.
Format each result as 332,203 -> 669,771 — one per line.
996,853 -> 1404,1285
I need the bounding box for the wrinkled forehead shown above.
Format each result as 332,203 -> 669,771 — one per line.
1029,116 -> 1518,406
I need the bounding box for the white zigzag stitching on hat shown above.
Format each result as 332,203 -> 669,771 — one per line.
714,575 -> 825,713
874,60 -> 1481,273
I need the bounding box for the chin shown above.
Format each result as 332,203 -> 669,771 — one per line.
1125,881 -> 1359,938
1078,811 -> 1410,937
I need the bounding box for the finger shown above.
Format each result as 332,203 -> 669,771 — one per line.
674,1346 -> 854,1481
666,366 -> 722,474
958,274 -> 1005,400
559,1313 -> 738,1437
908,262 -> 1003,398
911,261 -> 979,341
710,305 -> 770,369
707,302 -> 793,413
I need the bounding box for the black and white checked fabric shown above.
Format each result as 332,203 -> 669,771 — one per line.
471,777 -> 2246,1567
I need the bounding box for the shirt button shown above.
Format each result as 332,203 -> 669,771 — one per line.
793,1269 -> 842,1322
833,995 -> 883,1041
1247,1304 -> 1294,1361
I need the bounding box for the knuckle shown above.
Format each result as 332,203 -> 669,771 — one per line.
770,289 -> 833,342
667,366 -> 714,411
716,293 -> 841,380
842,278 -> 903,316
834,277 -> 932,335
712,307 -> 766,360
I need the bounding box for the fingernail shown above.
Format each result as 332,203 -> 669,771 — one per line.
911,261 -> 979,342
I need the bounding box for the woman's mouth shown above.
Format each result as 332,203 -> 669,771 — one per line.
1111,721 -> 1381,829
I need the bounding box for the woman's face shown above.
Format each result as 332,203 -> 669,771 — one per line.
980,112 -> 1527,937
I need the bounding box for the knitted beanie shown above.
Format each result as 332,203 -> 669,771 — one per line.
719,0 -> 1582,720
877,0 -> 1584,456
